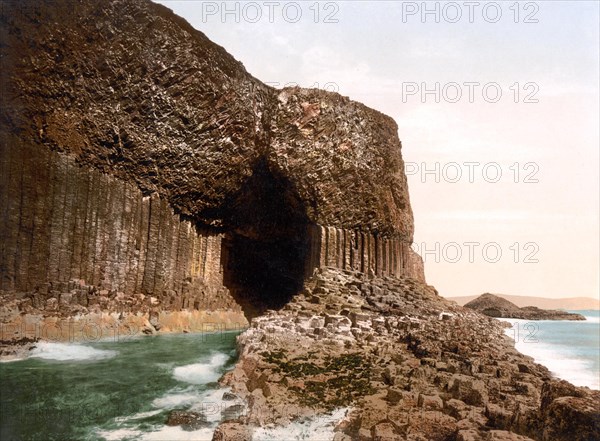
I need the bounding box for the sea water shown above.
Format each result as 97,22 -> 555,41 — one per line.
0,332 -> 242,441
503,310 -> 600,390
1,314 -> 597,440
0,331 -> 348,441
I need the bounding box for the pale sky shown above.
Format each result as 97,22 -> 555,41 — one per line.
155,0 -> 599,299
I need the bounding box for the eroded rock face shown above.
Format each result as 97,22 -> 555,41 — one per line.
0,0 -> 412,236
0,0 -> 419,324
1,0 -> 269,227
270,87 -> 413,237
166,410 -> 210,431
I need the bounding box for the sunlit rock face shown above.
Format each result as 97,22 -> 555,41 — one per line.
0,0 -> 421,321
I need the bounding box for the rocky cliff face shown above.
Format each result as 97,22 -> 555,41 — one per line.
1,2 -> 597,440
0,0 -> 422,331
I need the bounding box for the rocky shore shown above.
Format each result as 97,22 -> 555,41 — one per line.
215,268 -> 599,441
0,337 -> 39,361
0,277 -> 247,361
464,294 -> 586,321
1,1 -> 598,440
4,268 -> 597,440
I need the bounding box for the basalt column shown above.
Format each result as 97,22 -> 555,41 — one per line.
1,0 -> 423,327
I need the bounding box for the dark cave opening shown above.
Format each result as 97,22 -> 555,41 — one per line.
222,159 -> 310,319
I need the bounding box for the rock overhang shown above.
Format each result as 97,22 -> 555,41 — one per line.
0,0 -> 414,241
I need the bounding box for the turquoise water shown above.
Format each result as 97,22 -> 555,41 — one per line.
505,310 -> 600,389
0,331 -> 349,441
0,332 -> 241,441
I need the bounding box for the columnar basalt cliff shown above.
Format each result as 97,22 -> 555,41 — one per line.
0,0 -> 422,336
1,1 -> 598,441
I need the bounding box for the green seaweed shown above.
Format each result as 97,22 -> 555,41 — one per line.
262,351 -> 376,410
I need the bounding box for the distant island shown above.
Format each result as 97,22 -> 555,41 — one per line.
463,293 -> 587,320
448,293 -> 599,311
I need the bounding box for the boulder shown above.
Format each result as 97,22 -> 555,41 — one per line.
542,395 -> 600,441
165,410 -> 209,431
449,374 -> 488,407
212,422 -> 252,441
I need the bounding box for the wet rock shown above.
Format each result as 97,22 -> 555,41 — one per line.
222,391 -> 239,401
166,410 -> 209,431
211,422 -> 252,441
0,337 -> 39,361
141,321 -> 157,335
221,404 -> 245,421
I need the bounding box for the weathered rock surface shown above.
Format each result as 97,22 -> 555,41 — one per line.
166,410 -> 210,431
0,0 -> 422,328
464,294 -> 586,321
1,0 -> 414,239
212,421 -> 252,441
218,268 -> 599,441
1,2 -> 598,440
0,336 -> 39,361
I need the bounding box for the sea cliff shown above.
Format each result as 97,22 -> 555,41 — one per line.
0,1 -> 598,440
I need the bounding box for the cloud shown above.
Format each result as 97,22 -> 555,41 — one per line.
300,45 -> 371,90
407,36 -> 465,59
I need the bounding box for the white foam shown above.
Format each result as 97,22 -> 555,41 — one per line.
103,387 -> 234,441
140,425 -> 214,441
114,409 -> 162,423
151,389 -> 202,409
517,342 -> 597,388
98,389 -> 222,440
100,384 -> 346,441
30,342 -> 117,361
172,353 -> 229,384
197,386 -> 233,403
96,428 -> 143,440
192,386 -> 245,423
0,356 -> 27,363
252,407 -> 351,441
151,385 -> 244,423
94,350 -> 239,441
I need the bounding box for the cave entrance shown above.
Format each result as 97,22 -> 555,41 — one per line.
222,159 -> 310,319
